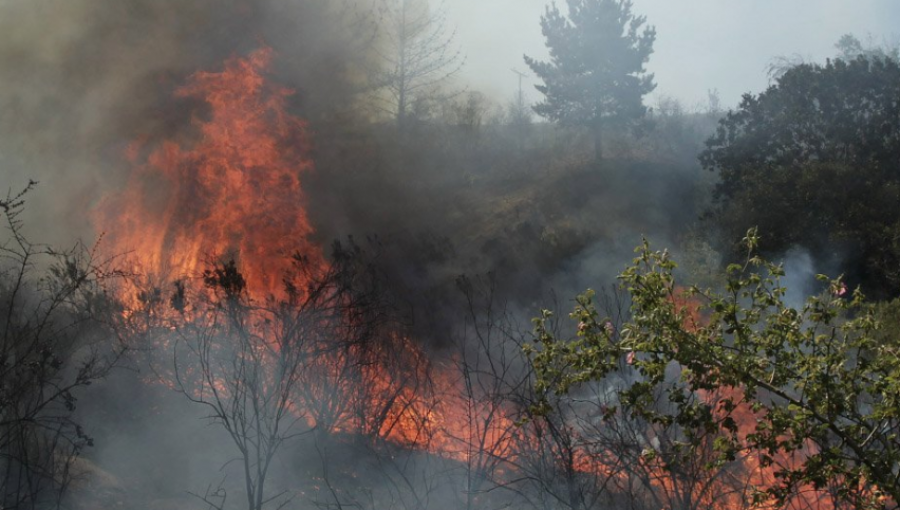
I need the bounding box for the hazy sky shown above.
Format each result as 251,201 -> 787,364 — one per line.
446,0 -> 900,110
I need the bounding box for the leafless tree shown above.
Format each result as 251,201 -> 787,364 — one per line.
448,274 -> 531,510
765,53 -> 809,82
0,183 -> 124,509
508,395 -> 619,510
170,253 -> 354,510
370,0 -> 464,128
311,356 -> 446,510
168,237 -> 437,510
287,239 -> 436,447
298,324 -> 434,446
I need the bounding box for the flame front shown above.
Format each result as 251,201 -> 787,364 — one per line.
91,47 -> 505,458
92,48 -> 847,509
95,46 -> 320,300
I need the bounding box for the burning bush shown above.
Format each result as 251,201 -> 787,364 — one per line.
532,230 -> 900,509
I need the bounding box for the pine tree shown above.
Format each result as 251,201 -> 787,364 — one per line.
525,0 -> 656,161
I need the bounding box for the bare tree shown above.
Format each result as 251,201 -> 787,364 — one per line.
0,183 -> 124,509
170,254 -> 351,510
370,0 -> 464,128
286,239 -> 436,447
166,237 -> 438,510
765,53 -> 809,82
509,396 -> 620,510
448,274 -> 530,510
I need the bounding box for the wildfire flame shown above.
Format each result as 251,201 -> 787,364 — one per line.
91,47 -> 847,509
94,46 -> 320,301
92,46 -> 506,458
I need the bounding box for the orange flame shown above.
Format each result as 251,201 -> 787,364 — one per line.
92,47 -> 495,457
94,46 -> 320,301
90,47 -> 849,509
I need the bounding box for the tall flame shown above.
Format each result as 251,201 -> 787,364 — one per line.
95,47 -> 320,300
91,47 -> 846,509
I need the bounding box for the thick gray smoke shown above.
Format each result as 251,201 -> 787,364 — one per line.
0,2 -> 742,509
0,0 -> 367,244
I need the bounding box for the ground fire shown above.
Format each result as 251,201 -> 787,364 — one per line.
3,2 -> 897,509
92,46 -> 516,465
84,47 -> 857,510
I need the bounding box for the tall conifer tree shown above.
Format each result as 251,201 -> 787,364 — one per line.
525,0 -> 656,161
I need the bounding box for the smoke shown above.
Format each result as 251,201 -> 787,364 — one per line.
0,0 -> 370,245
0,3 -> 395,506
0,1 -> 736,508
780,248 -> 818,309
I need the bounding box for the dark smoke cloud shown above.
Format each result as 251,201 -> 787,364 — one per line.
0,0 -> 370,244
0,2 -> 740,508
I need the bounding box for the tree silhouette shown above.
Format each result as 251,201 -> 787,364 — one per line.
525,0 -> 655,161
372,0 -> 464,129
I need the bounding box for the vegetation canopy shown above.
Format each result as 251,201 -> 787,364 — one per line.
530,230 -> 900,509
701,56 -> 900,297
